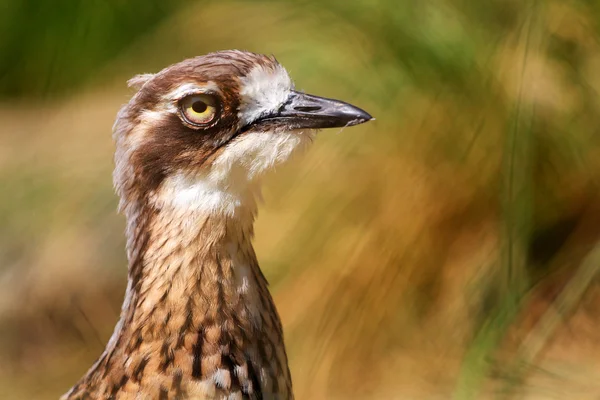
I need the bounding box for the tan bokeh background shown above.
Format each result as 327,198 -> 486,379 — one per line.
1,1 -> 600,399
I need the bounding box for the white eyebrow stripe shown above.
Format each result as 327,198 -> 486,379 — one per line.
163,81 -> 222,101
238,64 -> 294,126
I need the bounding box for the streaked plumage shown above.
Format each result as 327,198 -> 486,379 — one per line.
63,50 -> 371,400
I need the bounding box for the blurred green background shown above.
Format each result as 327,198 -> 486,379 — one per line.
1,0 -> 600,398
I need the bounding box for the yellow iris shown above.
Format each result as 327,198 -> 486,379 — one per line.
180,94 -> 218,125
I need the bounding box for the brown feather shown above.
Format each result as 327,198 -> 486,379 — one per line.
63,51 -> 294,400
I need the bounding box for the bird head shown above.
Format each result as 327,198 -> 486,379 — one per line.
114,50 -> 372,217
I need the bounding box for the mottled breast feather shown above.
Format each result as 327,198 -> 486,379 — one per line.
63,51 -> 296,400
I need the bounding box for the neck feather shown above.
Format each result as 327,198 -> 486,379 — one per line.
64,197 -> 292,399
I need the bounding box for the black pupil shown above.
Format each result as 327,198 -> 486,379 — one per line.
192,101 -> 207,113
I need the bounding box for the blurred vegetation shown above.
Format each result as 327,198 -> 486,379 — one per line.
1,0 -> 600,399
0,0 -> 188,98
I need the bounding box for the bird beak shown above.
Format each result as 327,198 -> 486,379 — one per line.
256,90 -> 373,130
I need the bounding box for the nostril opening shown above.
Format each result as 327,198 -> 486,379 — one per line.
294,106 -> 321,112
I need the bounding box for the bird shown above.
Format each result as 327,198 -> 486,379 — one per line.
62,50 -> 372,400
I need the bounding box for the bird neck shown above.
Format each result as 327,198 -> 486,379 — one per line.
65,201 -> 293,399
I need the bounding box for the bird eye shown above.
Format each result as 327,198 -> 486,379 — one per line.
180,94 -> 219,126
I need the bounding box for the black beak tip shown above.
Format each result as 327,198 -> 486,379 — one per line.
345,107 -> 374,127
258,91 -> 374,130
